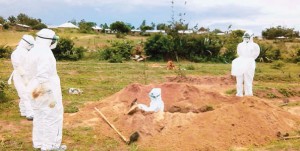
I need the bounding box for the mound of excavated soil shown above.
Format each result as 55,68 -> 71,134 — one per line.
65,79 -> 300,150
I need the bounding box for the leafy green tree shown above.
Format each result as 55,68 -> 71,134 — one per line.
231,30 -> 245,37
8,16 -> 16,24
140,25 -> 153,31
156,23 -> 167,30
69,19 -> 77,26
110,21 -> 130,33
14,13 -> 47,29
139,20 -> 146,29
151,22 -> 155,29
126,23 -> 135,29
212,29 -> 223,34
78,19 -> 96,33
0,16 -> 6,24
262,26 -> 299,39
17,13 -> 30,24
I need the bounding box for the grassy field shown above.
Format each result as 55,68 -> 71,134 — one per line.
0,31 -> 300,150
0,30 -> 146,50
1,59 -> 300,150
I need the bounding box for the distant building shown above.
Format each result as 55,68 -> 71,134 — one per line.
276,36 -> 287,39
197,31 -> 209,34
104,29 -> 116,34
92,26 -> 102,32
15,24 -> 31,31
58,22 -> 79,29
145,30 -> 166,34
216,32 -> 225,36
178,30 -> 193,34
131,29 -> 141,33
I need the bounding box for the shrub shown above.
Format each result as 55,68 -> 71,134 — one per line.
144,33 -> 225,62
0,80 -> 8,102
144,33 -> 174,61
52,38 -> 85,61
185,65 -> 195,70
99,40 -> 134,63
271,60 -> 285,69
0,45 -> 13,59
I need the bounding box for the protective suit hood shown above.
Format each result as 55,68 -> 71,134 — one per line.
149,88 -> 161,99
243,31 -> 254,43
36,29 -> 59,49
18,35 -> 35,51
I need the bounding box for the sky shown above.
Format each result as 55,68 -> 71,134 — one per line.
0,0 -> 299,36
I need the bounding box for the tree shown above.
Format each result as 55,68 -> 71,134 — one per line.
102,23 -> 109,29
199,27 -> 209,32
17,13 -> 30,24
8,16 -> 16,24
151,22 -> 155,29
140,25 -> 153,31
157,23 -> 167,30
0,16 -> 6,24
139,20 -> 146,29
262,26 -> 299,39
212,29 -> 223,34
126,23 -> 135,29
231,30 -> 245,37
110,21 -> 130,33
78,19 -> 96,33
69,19 -> 77,26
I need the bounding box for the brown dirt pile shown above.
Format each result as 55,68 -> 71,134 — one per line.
65,80 -> 300,150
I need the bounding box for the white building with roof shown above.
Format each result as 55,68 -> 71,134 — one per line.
58,22 -> 79,28
92,26 -> 102,32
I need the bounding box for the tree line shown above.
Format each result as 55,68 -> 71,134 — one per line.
1,13 -> 299,40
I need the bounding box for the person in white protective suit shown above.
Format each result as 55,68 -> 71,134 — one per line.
25,29 -> 66,150
8,35 -> 35,120
231,31 -> 260,97
127,88 -> 164,114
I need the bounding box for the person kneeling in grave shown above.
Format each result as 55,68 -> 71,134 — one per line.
127,88 -> 164,114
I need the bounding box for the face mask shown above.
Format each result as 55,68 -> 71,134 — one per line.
50,41 -> 57,49
244,37 -> 250,43
50,35 -> 59,49
37,35 -> 59,49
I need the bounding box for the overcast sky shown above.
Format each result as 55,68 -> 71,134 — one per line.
0,0 -> 299,36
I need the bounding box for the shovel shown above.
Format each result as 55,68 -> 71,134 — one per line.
94,107 -> 139,144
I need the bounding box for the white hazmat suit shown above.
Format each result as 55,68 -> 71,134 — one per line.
25,29 -> 65,150
231,31 -> 260,97
138,88 -> 164,112
9,35 -> 35,119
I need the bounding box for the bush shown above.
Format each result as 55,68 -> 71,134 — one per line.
0,45 -> 13,59
99,40 -> 134,63
144,33 -> 174,61
185,64 -> 195,70
0,80 -> 8,102
52,38 -> 85,61
144,33 -> 225,62
271,60 -> 285,69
